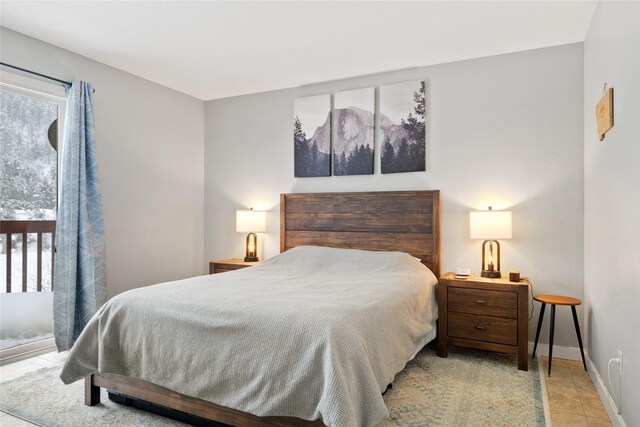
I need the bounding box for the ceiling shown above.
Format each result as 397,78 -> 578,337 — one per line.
1,1 -> 598,101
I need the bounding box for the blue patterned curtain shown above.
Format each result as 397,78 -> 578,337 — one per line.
53,81 -> 106,351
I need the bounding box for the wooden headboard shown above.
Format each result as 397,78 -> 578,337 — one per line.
280,190 -> 441,277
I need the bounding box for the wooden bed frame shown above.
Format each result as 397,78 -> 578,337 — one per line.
86,190 -> 441,427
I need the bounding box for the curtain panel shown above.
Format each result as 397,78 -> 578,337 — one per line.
53,81 -> 106,351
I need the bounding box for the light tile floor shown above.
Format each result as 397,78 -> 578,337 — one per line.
0,352 -> 67,384
539,356 -> 613,426
0,352 -> 613,426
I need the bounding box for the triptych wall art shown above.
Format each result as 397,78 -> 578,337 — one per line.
293,80 -> 425,177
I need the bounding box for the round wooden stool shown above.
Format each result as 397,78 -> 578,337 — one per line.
532,294 -> 587,376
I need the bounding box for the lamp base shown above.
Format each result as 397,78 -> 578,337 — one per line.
244,256 -> 259,262
481,270 -> 501,278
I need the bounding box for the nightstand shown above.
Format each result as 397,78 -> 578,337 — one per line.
209,258 -> 260,274
437,273 -> 529,371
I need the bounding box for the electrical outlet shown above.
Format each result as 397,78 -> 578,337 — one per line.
618,350 -> 623,376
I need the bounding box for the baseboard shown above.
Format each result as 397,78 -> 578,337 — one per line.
0,337 -> 56,366
586,354 -> 627,427
528,341 -> 584,361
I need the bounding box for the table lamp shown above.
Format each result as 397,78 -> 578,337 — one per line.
470,206 -> 512,278
236,208 -> 267,262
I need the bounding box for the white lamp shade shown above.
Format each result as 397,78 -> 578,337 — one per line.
470,210 -> 512,239
236,210 -> 266,233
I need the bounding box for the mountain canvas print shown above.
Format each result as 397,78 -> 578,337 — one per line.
333,88 -> 374,175
294,94 -> 331,177
380,81 -> 426,173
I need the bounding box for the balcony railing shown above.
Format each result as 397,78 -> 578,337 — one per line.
0,220 -> 56,293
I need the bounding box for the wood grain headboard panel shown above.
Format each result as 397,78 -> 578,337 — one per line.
280,190 -> 441,277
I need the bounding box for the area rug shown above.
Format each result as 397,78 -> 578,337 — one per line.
0,346 -> 547,426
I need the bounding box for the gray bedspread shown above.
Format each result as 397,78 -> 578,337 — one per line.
60,246 -> 438,427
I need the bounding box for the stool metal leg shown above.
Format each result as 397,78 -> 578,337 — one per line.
571,306 -> 588,371
548,304 -> 556,376
532,303 -> 546,359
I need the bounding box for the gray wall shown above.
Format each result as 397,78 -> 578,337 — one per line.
205,44 -> 585,347
1,27 -> 206,298
584,2 -> 640,426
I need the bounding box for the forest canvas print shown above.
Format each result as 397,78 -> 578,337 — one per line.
333,88 -> 374,175
293,94 -> 331,177
380,81 -> 426,173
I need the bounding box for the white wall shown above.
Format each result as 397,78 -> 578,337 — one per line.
1,27 -> 206,298
205,44 -> 585,347
584,2 -> 640,426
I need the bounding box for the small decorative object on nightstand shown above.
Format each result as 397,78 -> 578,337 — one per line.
437,273 -> 529,371
209,258 -> 260,274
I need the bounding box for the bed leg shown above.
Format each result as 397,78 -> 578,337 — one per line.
85,375 -> 100,406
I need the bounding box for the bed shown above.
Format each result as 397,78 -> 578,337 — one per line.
62,190 -> 441,427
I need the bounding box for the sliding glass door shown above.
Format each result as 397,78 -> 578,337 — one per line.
0,73 -> 66,362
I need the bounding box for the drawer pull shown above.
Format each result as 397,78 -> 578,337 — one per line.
475,325 -> 487,331
475,299 -> 487,305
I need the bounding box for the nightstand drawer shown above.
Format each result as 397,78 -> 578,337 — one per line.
448,287 -> 517,319
213,268 -> 235,274
448,312 -> 517,346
